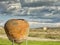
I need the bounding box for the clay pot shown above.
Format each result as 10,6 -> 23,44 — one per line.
4,19 -> 29,43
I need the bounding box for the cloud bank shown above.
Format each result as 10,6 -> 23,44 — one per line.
0,0 -> 60,28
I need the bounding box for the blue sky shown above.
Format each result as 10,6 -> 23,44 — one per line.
0,0 -> 60,28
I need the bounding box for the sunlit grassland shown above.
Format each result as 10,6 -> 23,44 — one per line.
0,27 -> 60,39
0,27 -> 60,45
0,38 -> 60,45
29,28 -> 60,39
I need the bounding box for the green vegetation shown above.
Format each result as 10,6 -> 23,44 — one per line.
0,38 -> 60,45
0,27 -> 60,45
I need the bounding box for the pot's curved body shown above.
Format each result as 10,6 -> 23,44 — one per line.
4,19 -> 29,43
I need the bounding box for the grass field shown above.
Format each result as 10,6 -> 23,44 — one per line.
0,27 -> 60,39
0,26 -> 60,45
29,28 -> 60,39
0,38 -> 60,45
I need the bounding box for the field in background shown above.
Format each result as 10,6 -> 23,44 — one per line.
0,26 -> 60,39
29,27 -> 60,39
0,26 -> 60,45
0,38 -> 60,45
0,26 -> 5,35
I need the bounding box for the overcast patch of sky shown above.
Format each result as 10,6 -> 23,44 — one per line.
0,0 -> 60,28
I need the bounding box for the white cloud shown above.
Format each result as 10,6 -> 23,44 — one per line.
24,0 -> 58,3
28,21 -> 40,24
0,23 -> 4,26
28,21 -> 60,28
0,0 -> 21,14
0,20 -> 4,26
